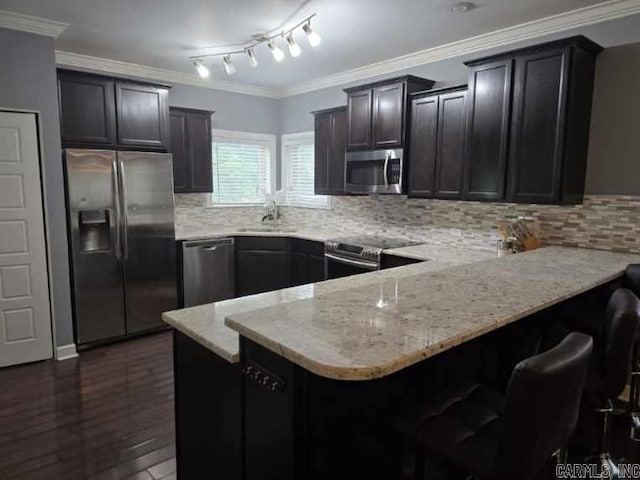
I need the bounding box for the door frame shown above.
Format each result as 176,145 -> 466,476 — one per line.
1,108 -> 57,360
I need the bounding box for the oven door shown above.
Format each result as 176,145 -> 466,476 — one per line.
345,148 -> 403,194
325,253 -> 379,279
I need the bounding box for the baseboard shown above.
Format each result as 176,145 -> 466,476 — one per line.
56,343 -> 78,361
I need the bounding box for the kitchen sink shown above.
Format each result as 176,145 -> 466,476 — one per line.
236,227 -> 297,233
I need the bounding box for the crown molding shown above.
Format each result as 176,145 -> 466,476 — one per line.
0,10 -> 68,37
280,0 -> 640,97
55,50 -> 282,99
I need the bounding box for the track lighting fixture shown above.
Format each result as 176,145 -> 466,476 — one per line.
222,55 -> 236,75
246,48 -> 258,68
268,41 -> 285,62
189,13 -> 319,75
193,59 -> 210,79
302,21 -> 321,47
285,34 -> 301,57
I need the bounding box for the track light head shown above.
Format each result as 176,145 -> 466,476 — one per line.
222,55 -> 237,75
302,22 -> 321,47
193,59 -> 210,79
246,48 -> 258,68
268,41 -> 285,62
285,33 -> 301,57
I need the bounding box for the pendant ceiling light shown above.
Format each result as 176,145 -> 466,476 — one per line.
189,13 -> 320,76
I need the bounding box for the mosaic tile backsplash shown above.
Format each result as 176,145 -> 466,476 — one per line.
175,194 -> 640,254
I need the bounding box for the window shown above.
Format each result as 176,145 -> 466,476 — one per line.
210,130 -> 276,206
281,132 -> 330,209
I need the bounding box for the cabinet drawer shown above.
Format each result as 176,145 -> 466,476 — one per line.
235,237 -> 290,251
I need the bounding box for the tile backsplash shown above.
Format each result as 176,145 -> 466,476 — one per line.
175,194 -> 640,254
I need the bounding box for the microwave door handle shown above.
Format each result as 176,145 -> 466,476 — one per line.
383,153 -> 390,187
112,158 -> 122,261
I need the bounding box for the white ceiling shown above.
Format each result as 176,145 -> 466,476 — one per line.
2,0 -> 640,92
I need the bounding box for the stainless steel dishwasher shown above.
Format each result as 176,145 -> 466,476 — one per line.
182,238 -> 235,307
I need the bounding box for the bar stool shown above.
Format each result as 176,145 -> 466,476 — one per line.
395,332 -> 593,480
582,288 -> 640,478
621,265 -> 640,440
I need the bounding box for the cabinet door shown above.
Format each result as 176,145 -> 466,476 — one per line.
435,90 -> 467,199
170,110 -> 189,193
314,114 -> 331,194
508,49 -> 569,204
58,72 -> 117,146
236,250 -> 288,297
347,90 -> 372,150
328,109 -> 347,194
186,111 -> 213,192
464,60 -> 512,201
289,251 -> 308,287
116,82 -> 170,150
373,82 -> 405,149
408,94 -> 438,197
307,254 -> 326,283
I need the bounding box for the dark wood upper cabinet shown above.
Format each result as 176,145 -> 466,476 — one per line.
372,82 -> 405,148
408,94 -> 438,197
344,75 -> 435,153
464,35 -> 602,204
170,110 -> 189,192
313,106 -> 347,195
346,90 -> 372,150
57,70 -> 171,152
435,90 -> 467,199
116,82 -> 170,150
408,87 -> 467,199
58,71 -> 117,146
463,59 -> 513,201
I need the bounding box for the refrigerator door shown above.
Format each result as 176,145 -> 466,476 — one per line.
117,151 -> 177,333
64,149 -> 126,344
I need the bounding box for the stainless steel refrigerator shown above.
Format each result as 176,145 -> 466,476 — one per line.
64,149 -> 176,345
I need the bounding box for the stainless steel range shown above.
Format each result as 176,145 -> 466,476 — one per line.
324,235 -> 421,278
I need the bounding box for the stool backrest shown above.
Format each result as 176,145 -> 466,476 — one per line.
623,265 -> 640,298
600,288 -> 640,398
496,332 -> 593,480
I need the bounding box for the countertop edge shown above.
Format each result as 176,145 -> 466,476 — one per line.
224,267 -> 626,381
162,312 -> 239,364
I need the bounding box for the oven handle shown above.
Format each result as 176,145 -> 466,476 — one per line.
325,253 -> 379,270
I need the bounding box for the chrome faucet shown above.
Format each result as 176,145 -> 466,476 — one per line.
262,200 -> 279,228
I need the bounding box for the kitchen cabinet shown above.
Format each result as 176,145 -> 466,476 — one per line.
408,86 -> 467,199
170,107 -> 214,193
463,35 -> 601,204
235,237 -> 289,297
313,107 -> 347,195
289,239 -> 326,287
507,39 -> 600,204
344,75 -> 435,152
57,69 -> 171,151
463,59 -> 512,201
58,71 -> 117,147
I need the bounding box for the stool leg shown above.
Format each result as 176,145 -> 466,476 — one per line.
597,399 -> 619,480
630,370 -> 640,440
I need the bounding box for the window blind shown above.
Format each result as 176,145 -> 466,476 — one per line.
282,134 -> 330,209
211,139 -> 272,205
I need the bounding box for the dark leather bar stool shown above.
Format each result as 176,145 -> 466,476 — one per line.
396,332 -> 593,480
621,265 -> 640,440
582,288 -> 640,478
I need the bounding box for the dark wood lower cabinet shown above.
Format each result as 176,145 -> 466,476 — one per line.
289,239 -> 326,287
236,250 -> 289,296
174,331 -> 242,480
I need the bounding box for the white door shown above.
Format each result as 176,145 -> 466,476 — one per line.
0,111 -> 53,367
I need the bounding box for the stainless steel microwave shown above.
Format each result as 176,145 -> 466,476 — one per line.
345,148 -> 404,194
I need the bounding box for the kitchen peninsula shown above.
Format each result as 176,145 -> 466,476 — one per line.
164,246 -> 640,479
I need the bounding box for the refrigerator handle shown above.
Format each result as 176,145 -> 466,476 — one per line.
112,158 -> 122,261
118,158 -> 130,260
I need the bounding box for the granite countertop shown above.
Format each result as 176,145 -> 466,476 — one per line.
162,243 -> 495,362
224,247 -> 640,381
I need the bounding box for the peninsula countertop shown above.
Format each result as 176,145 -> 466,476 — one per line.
224,247 -> 640,381
162,242 -> 496,362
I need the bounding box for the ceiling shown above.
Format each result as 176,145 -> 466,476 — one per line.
2,0 -> 640,92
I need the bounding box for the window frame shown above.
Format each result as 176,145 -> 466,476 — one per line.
280,131 -> 331,210
206,129 -> 277,208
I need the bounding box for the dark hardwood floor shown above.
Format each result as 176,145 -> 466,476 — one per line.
0,332 -> 175,480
